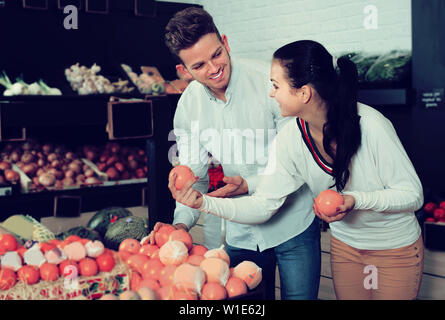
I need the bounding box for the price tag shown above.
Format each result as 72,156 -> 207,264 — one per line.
419,88 -> 444,109
22,0 -> 48,10
107,98 -> 154,140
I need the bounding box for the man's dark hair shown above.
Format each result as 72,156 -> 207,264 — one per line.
165,7 -> 222,64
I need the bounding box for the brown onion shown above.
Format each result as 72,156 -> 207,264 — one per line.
0,161 -> 12,171
63,177 -> 75,187
106,168 -> 120,180
65,170 -> 75,179
22,163 -> 37,176
68,162 -> 81,174
5,169 -> 20,183
84,169 -> 95,178
47,153 -> 58,162
115,162 -> 125,173
39,173 -> 56,187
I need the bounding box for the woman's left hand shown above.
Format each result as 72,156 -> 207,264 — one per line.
313,194 -> 355,223
168,173 -> 203,209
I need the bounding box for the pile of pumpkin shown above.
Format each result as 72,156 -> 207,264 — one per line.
102,224 -> 262,300
0,233 -> 117,291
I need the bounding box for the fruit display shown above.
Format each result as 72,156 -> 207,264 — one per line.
80,142 -> 148,182
423,201 -> 445,223
104,223 -> 262,300
0,160 -> 21,195
121,64 -> 165,95
0,71 -> 62,96
65,63 -> 134,95
0,141 -> 104,192
0,232 -> 131,300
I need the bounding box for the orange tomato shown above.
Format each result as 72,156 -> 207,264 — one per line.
78,258 -> 98,277
225,276 -> 248,298
0,268 -> 17,290
96,253 -> 115,272
0,234 -> 18,252
201,282 -> 227,300
169,165 -> 195,190
18,265 -> 40,285
39,242 -> 56,254
119,238 -> 141,255
40,263 -> 59,281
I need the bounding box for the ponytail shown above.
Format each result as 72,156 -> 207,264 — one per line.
323,57 -> 361,191
273,40 -> 361,191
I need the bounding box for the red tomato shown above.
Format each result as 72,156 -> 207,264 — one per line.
0,268 -> 17,290
0,234 -> 18,252
424,202 -> 438,214
40,263 -> 59,281
39,242 -> 56,254
78,258 -> 98,277
440,201 -> 445,210
16,246 -> 27,259
96,253 -> 116,272
433,208 -> 445,221
18,265 -> 40,285
314,190 -> 344,216
119,239 -> 141,255
169,165 -> 195,190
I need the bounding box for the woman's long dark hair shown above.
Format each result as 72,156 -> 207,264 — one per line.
273,40 -> 361,191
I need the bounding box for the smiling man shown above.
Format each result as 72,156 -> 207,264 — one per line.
157,7 -> 321,300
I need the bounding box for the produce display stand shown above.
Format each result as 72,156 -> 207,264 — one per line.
0,93 -> 179,231
0,1 -> 199,229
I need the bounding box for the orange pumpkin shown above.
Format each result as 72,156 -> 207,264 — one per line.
169,165 -> 195,190
314,189 -> 344,216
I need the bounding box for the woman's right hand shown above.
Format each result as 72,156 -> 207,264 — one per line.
206,176 -> 248,198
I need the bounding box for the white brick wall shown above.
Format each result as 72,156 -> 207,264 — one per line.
200,0 -> 411,61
